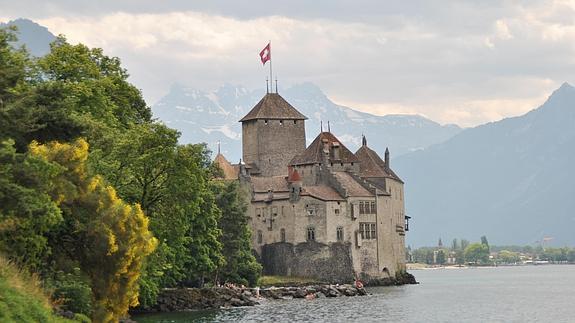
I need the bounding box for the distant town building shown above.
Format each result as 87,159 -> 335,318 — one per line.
215,92 -> 409,283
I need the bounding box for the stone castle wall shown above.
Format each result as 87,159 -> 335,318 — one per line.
260,241 -> 354,283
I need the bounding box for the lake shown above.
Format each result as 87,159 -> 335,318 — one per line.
134,265 -> 575,322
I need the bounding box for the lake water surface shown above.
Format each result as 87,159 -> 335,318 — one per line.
134,265 -> 575,322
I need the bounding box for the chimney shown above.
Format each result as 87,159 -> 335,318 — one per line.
385,147 -> 390,170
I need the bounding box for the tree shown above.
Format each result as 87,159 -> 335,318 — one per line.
90,126 -> 226,304
212,180 -> 262,286
464,243 -> 490,264
497,250 -> 519,264
0,139 -> 63,271
481,236 -> 489,249
436,249 -> 446,265
30,139 -> 157,322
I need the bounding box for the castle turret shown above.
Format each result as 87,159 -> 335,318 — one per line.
240,93 -> 307,176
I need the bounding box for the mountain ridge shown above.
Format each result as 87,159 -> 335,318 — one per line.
153,82 -> 463,161
396,82 -> 575,247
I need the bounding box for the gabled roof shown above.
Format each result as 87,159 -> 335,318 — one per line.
213,153 -> 239,180
289,132 -> 359,166
239,93 -> 307,122
355,144 -> 403,183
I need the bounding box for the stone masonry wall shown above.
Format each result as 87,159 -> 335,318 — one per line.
260,241 -> 354,283
257,120 -> 305,176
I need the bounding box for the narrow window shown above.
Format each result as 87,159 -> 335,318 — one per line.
370,202 -> 376,214
336,227 -> 344,241
359,202 -> 365,214
264,119 -> 268,125
370,223 -> 377,239
280,228 -> 286,242
294,120 -> 297,124
335,208 -> 340,215
307,227 -> 316,241
280,120 -> 283,125
272,207 -> 278,217
256,208 -> 261,217
257,230 -> 263,244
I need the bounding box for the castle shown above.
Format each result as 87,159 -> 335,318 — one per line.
215,92 -> 410,283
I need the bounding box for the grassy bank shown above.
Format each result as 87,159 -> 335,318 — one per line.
258,275 -> 320,287
0,255 -> 79,323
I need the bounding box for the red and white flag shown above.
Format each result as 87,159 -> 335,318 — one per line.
259,43 -> 271,65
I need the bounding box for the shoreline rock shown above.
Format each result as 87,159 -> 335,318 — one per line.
133,272 -> 417,313
134,284 -> 368,313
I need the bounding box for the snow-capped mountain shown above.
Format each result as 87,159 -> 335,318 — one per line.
152,82 -> 461,161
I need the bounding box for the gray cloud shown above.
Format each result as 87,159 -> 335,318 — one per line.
2,0 -> 573,126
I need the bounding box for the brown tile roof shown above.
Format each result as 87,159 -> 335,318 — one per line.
250,176 -> 290,193
289,132 -> 359,166
332,171 -> 373,197
213,153 -> 239,180
239,93 -> 307,122
301,185 -> 345,201
355,145 -> 403,183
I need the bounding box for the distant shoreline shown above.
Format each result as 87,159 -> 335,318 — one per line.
407,263 -> 575,270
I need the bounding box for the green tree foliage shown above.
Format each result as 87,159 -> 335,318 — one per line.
464,243 -> 490,264
212,180 -> 262,286
436,249 -> 446,265
30,139 -> 157,322
91,124 -> 225,304
481,235 -> 489,249
0,139 -> 63,271
497,250 -> 520,264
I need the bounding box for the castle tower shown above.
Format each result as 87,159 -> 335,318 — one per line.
239,93 -> 307,176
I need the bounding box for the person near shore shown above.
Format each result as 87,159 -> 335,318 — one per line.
354,274 -> 364,289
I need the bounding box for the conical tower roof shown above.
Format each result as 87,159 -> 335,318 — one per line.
239,93 -> 307,122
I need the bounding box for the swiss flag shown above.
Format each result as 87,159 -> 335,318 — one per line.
259,43 -> 271,65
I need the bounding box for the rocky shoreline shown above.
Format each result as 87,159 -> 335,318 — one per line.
136,284 -> 367,312
134,272 -> 418,313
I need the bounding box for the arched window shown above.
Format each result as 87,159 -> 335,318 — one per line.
307,227 -> 316,241
336,227 -> 344,241
280,228 -> 286,242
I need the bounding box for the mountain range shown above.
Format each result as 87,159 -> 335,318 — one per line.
152,82 -> 461,162
396,83 -> 575,247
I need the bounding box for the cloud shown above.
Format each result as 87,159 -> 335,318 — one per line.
0,0 -> 570,127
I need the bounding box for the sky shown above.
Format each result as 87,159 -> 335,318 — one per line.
1,0 -> 574,127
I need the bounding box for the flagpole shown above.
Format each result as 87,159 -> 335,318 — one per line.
269,40 -> 273,93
